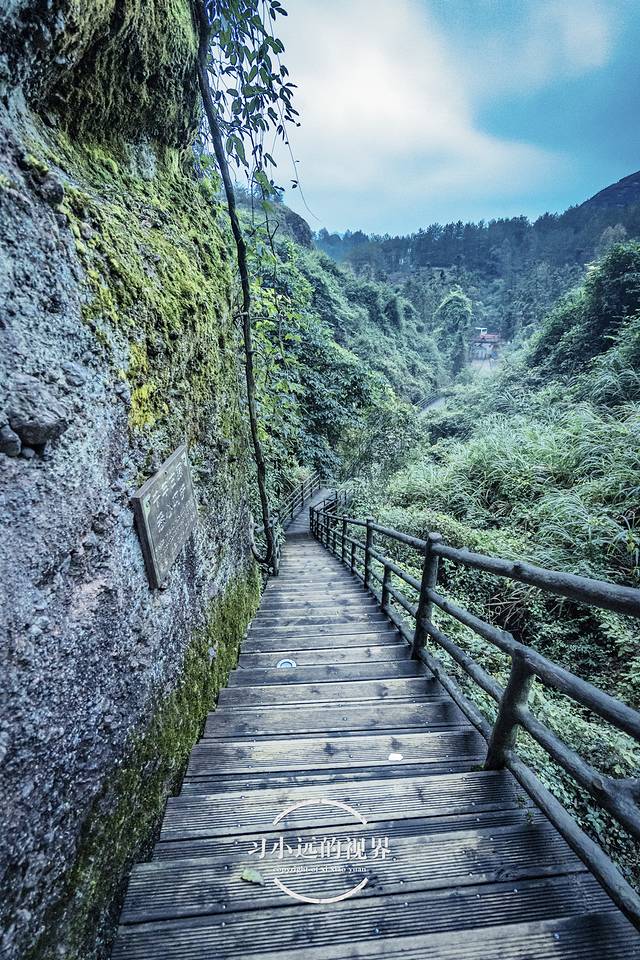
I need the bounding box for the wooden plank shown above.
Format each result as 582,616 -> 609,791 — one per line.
181,759 -> 481,794
246,622 -> 393,639
112,877 -> 620,960
262,585 -> 368,598
227,660 -> 421,687
153,807 -> 547,859
112,912 -> 640,960
236,644 -> 410,668
203,700 -> 464,738
241,631 -> 399,653
218,677 -> 434,707
160,770 -> 529,841
249,613 -> 388,629
120,821 -> 584,924
263,577 -> 364,591
186,729 -> 485,778
256,603 -> 379,618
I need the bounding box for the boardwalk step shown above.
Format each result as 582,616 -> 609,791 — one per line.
185,729 -> 485,778
120,821 -> 584,924
247,619 -> 389,637
160,770 -> 530,841
249,615 -> 387,630
203,700 -> 464,737
112,880 -> 626,960
242,631 -> 399,652
227,660 -> 421,686
236,643 -> 410,668
153,807 -> 547,859
218,676 -> 435,706
257,598 -> 379,615
181,759 -> 482,794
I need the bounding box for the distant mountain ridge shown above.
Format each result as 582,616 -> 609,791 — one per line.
311,169 -> 640,342
581,170 -> 640,211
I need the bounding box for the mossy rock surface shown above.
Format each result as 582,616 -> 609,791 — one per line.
0,99 -> 257,960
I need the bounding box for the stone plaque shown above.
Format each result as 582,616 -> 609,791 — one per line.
132,443 -> 198,589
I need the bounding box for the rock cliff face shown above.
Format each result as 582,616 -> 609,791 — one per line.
0,3 -> 260,958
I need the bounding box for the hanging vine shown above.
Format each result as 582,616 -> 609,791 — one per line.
195,0 -> 298,569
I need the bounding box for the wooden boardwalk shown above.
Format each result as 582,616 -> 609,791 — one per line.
112,494 -> 640,959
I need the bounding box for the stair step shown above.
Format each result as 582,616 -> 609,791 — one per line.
249,613 -> 387,629
247,621 -> 392,639
242,631 -> 399,653
227,660 -> 421,686
237,643 -> 410,669
153,807 -> 547,860
112,906 -> 635,960
218,676 -> 434,707
120,821 -> 583,925
160,770 -> 529,841
185,729 -> 485,778
181,759 -> 480,794
204,699 -> 465,738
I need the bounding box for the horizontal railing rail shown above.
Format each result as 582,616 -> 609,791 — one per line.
309,499 -> 640,928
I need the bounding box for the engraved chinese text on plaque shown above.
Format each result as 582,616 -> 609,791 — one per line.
132,443 -> 198,589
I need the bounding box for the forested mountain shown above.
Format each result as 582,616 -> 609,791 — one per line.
315,173 -> 640,339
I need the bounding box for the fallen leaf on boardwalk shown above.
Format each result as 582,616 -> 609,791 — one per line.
240,867 -> 265,885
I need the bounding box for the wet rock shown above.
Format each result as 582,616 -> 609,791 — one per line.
0,423 -> 21,456
38,174 -> 64,207
60,361 -> 86,387
7,373 -> 69,447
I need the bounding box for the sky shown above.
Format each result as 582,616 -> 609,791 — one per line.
271,0 -> 640,235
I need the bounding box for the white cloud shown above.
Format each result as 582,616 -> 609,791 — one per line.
274,0 -> 609,230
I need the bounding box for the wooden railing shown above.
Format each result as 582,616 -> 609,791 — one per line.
279,470 -> 324,529
310,500 -> 640,928
253,470 -> 324,574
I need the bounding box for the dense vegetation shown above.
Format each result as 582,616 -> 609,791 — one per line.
342,241 -> 640,881
316,199 -> 640,342
232,195 -> 441,504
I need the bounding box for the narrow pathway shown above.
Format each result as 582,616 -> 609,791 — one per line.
112,498 -> 639,959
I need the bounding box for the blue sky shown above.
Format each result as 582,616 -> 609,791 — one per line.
274,0 -> 640,234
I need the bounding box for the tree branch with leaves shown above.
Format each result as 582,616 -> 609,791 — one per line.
195,0 -> 298,570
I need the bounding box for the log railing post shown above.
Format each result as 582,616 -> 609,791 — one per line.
411,532 -> 442,659
381,564 -> 391,613
484,651 -> 534,770
332,520 -> 337,555
350,539 -> 356,574
341,517 -> 347,564
364,517 -> 374,589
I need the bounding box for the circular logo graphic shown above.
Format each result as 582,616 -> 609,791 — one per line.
245,797 -> 391,904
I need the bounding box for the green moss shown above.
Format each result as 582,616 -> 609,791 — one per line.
30,567 -> 260,960
46,0 -> 199,145
39,131 -> 238,449
24,153 -> 50,176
